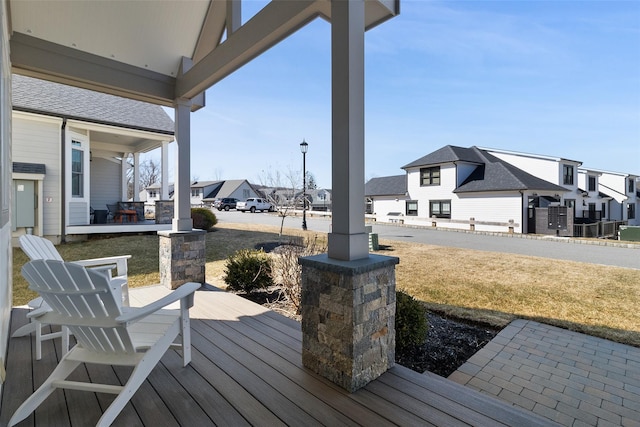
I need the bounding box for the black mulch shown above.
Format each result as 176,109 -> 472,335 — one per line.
396,312 -> 500,377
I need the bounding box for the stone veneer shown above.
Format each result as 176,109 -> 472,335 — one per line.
299,253 -> 399,392
155,200 -> 174,224
158,229 -> 206,289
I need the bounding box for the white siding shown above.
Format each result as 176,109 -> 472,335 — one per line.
371,196 -> 408,216
90,157 -> 121,210
12,113 -> 63,237
489,152 -> 560,184
228,182 -> 258,201
68,201 -> 88,225
408,164 -> 458,218
456,193 -> 523,232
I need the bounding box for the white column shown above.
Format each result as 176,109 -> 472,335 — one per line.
161,141 -> 169,200
121,153 -> 130,201
133,152 -> 140,201
173,99 -> 193,231
327,0 -> 368,261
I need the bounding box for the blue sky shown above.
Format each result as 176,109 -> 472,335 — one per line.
160,0 -> 640,188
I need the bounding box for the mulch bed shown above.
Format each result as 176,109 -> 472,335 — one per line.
236,288 -> 501,378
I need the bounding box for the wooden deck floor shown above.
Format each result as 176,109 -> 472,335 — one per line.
1,285 -> 557,426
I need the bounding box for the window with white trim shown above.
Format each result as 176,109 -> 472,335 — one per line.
71,141 -> 84,197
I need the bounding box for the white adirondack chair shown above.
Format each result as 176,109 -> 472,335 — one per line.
9,259 -> 199,427
13,234 -> 132,360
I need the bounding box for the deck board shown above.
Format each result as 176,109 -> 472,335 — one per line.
1,286 -> 558,426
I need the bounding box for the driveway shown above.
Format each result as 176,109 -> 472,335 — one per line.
214,211 -> 639,270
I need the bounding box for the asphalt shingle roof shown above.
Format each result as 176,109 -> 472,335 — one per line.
454,147 -> 569,193
402,145 -> 485,169
365,175 -> 407,196
401,145 -> 569,193
12,74 -> 174,134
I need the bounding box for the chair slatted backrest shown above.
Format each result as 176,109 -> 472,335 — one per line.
21,260 -> 135,355
18,235 -> 63,261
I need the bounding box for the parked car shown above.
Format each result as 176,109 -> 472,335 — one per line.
236,198 -> 274,213
213,198 -> 239,211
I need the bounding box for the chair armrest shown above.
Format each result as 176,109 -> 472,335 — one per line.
115,282 -> 200,324
73,255 -> 132,278
26,305 -> 51,319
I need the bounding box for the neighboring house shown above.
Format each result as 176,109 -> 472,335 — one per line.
145,179 -> 257,207
364,175 -> 407,216
404,146 -> 571,234
293,188 -> 333,211
577,169 -> 613,221
369,145 -> 637,236
586,169 -> 639,226
11,75 -> 174,242
307,188 -> 333,211
200,179 -> 258,205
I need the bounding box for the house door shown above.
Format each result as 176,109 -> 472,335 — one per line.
12,179 -> 35,231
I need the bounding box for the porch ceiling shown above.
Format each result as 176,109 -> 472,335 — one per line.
8,0 -> 398,107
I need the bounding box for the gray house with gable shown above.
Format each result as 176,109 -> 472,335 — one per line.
11,74 -> 175,242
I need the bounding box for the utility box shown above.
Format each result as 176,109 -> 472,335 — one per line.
619,226 -> 640,242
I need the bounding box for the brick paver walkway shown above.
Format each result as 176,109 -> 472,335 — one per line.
449,319 -> 640,427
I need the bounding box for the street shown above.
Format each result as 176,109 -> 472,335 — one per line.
213,210 -> 640,270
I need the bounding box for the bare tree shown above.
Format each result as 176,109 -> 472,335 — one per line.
127,157 -> 161,199
258,165 -> 304,242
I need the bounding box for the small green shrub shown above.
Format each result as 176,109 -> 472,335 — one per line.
395,290 -> 428,353
223,249 -> 273,293
191,208 -> 217,231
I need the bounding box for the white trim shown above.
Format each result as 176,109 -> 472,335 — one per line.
13,110 -> 64,126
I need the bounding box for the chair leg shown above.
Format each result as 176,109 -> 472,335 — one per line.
96,325 -> 179,427
35,320 -> 42,361
180,305 -> 191,366
8,357 -> 81,426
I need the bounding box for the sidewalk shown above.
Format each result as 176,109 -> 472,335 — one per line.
449,319 -> 640,426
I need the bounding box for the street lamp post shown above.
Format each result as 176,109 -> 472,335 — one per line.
300,139 -> 308,230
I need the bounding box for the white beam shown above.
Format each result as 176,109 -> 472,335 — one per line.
177,0 -> 320,99
10,33 -> 176,106
327,0 -> 368,261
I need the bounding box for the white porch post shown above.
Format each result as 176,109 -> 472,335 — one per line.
299,0 -> 398,393
158,97 -> 205,290
161,141 -> 169,200
327,0 -> 368,261
121,153 -> 130,201
172,99 -> 193,231
133,152 -> 140,201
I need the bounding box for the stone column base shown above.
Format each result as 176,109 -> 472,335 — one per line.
299,253 -> 399,392
158,229 -> 206,289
